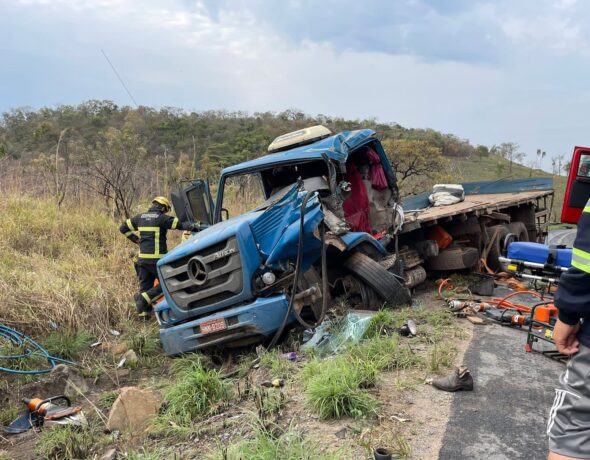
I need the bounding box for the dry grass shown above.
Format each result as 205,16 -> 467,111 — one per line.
0,193 -> 136,336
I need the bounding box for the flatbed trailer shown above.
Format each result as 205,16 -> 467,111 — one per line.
396,181 -> 554,274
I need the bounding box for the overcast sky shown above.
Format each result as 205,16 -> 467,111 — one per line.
1,0 -> 589,168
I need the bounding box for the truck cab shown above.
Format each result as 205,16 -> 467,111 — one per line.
155,127 -> 409,355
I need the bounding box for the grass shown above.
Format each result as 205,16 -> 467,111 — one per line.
158,355 -> 234,426
0,193 -> 136,336
428,342 -> 458,372
98,390 -> 119,410
259,349 -> 298,378
302,356 -> 380,419
125,447 -> 165,459
210,418 -> 346,460
0,404 -> 19,427
36,425 -> 99,460
43,330 -> 94,360
452,154 -> 567,221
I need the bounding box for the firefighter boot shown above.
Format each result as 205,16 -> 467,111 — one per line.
134,294 -> 152,321
432,366 -> 473,392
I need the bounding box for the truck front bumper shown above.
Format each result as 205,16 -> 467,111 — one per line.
157,295 -> 292,355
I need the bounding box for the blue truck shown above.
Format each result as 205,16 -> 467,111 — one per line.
155,126 -> 554,355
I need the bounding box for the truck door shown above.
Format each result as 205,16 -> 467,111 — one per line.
561,147 -> 590,224
171,179 -> 214,226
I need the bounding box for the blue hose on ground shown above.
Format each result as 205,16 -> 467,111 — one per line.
0,325 -> 76,375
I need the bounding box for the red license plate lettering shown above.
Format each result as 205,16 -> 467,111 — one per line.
200,318 -> 227,335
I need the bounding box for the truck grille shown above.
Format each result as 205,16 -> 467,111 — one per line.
159,237 -> 243,310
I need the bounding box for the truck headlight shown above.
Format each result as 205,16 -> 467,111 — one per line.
262,272 -> 276,285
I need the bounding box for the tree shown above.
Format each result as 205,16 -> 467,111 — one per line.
381,138 -> 452,196
78,128 -> 146,217
476,145 -> 489,163
536,149 -> 546,170
497,142 -> 524,174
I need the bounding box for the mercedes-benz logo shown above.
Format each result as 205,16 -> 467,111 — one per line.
187,256 -> 209,285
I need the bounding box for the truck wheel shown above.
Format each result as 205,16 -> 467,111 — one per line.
507,222 -> 529,242
344,252 -> 411,306
426,246 -> 479,271
487,224 -> 510,272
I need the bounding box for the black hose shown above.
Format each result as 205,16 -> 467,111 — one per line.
292,222 -> 328,329
267,190 -> 328,349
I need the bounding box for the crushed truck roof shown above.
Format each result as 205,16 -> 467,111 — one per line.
221,128 -> 377,176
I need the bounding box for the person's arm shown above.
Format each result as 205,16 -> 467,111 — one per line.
554,200 -> 590,354
119,216 -> 140,244
162,215 -> 201,232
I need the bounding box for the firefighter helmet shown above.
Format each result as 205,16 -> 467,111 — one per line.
152,196 -> 171,212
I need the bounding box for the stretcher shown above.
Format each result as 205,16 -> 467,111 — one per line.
499,241 -> 572,286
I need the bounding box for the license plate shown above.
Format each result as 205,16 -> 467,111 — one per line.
200,318 -> 227,335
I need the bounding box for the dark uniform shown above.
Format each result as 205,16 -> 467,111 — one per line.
547,198 -> 590,457
119,199 -> 194,316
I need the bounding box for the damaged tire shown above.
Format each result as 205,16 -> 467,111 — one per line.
344,252 -> 411,306
426,246 -> 479,271
487,224 -> 510,272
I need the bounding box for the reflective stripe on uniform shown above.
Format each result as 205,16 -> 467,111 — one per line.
584,206 -> 590,213
138,226 -> 161,258
141,292 -> 152,305
126,218 -> 136,231
172,217 -> 179,230
572,247 -> 590,273
124,230 -> 133,237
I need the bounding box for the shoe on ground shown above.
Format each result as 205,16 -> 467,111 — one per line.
432,366 -> 473,392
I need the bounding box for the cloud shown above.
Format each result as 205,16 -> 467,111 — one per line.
1,0 -> 589,166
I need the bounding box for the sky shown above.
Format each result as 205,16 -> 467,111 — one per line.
1,0 -> 589,169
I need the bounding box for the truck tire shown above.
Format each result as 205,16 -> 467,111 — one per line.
507,222 -> 529,242
425,246 -> 479,271
344,252 -> 411,306
487,224 -> 510,272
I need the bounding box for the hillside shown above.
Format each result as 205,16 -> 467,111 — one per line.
451,154 -> 567,220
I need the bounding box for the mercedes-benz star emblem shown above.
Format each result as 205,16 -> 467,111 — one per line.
187,256 -> 209,285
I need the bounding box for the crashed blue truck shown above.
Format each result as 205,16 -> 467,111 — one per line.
154,126 -> 554,355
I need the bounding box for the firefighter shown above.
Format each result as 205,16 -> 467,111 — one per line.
119,196 -> 199,320
547,198 -> 590,460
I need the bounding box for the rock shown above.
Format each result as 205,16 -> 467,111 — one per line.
106,387 -> 161,434
111,342 -> 129,355
118,350 -> 138,368
49,364 -> 89,399
100,447 -> 117,460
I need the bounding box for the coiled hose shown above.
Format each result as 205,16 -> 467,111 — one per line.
0,325 -> 75,374
267,191 -> 329,349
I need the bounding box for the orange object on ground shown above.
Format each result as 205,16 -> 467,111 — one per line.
427,226 -> 453,250
534,305 -> 558,323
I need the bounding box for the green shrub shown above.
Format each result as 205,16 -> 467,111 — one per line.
160,356 -> 233,424
36,425 -> 97,460
211,419 -> 345,460
302,357 -> 379,419
43,330 -> 94,360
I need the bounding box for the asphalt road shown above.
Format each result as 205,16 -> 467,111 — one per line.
546,228 -> 577,247
439,322 -> 563,460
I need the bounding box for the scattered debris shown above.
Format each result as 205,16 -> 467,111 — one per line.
466,316 -> 486,326
280,352 -> 298,361
374,446 -> 395,460
260,379 -> 284,388
390,414 -> 411,423
301,311 -> 374,356
106,387 -> 161,434
335,427 -> 348,439
432,366 -> 474,392
399,320 -> 417,337
100,448 -> 117,460
109,330 -> 120,337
